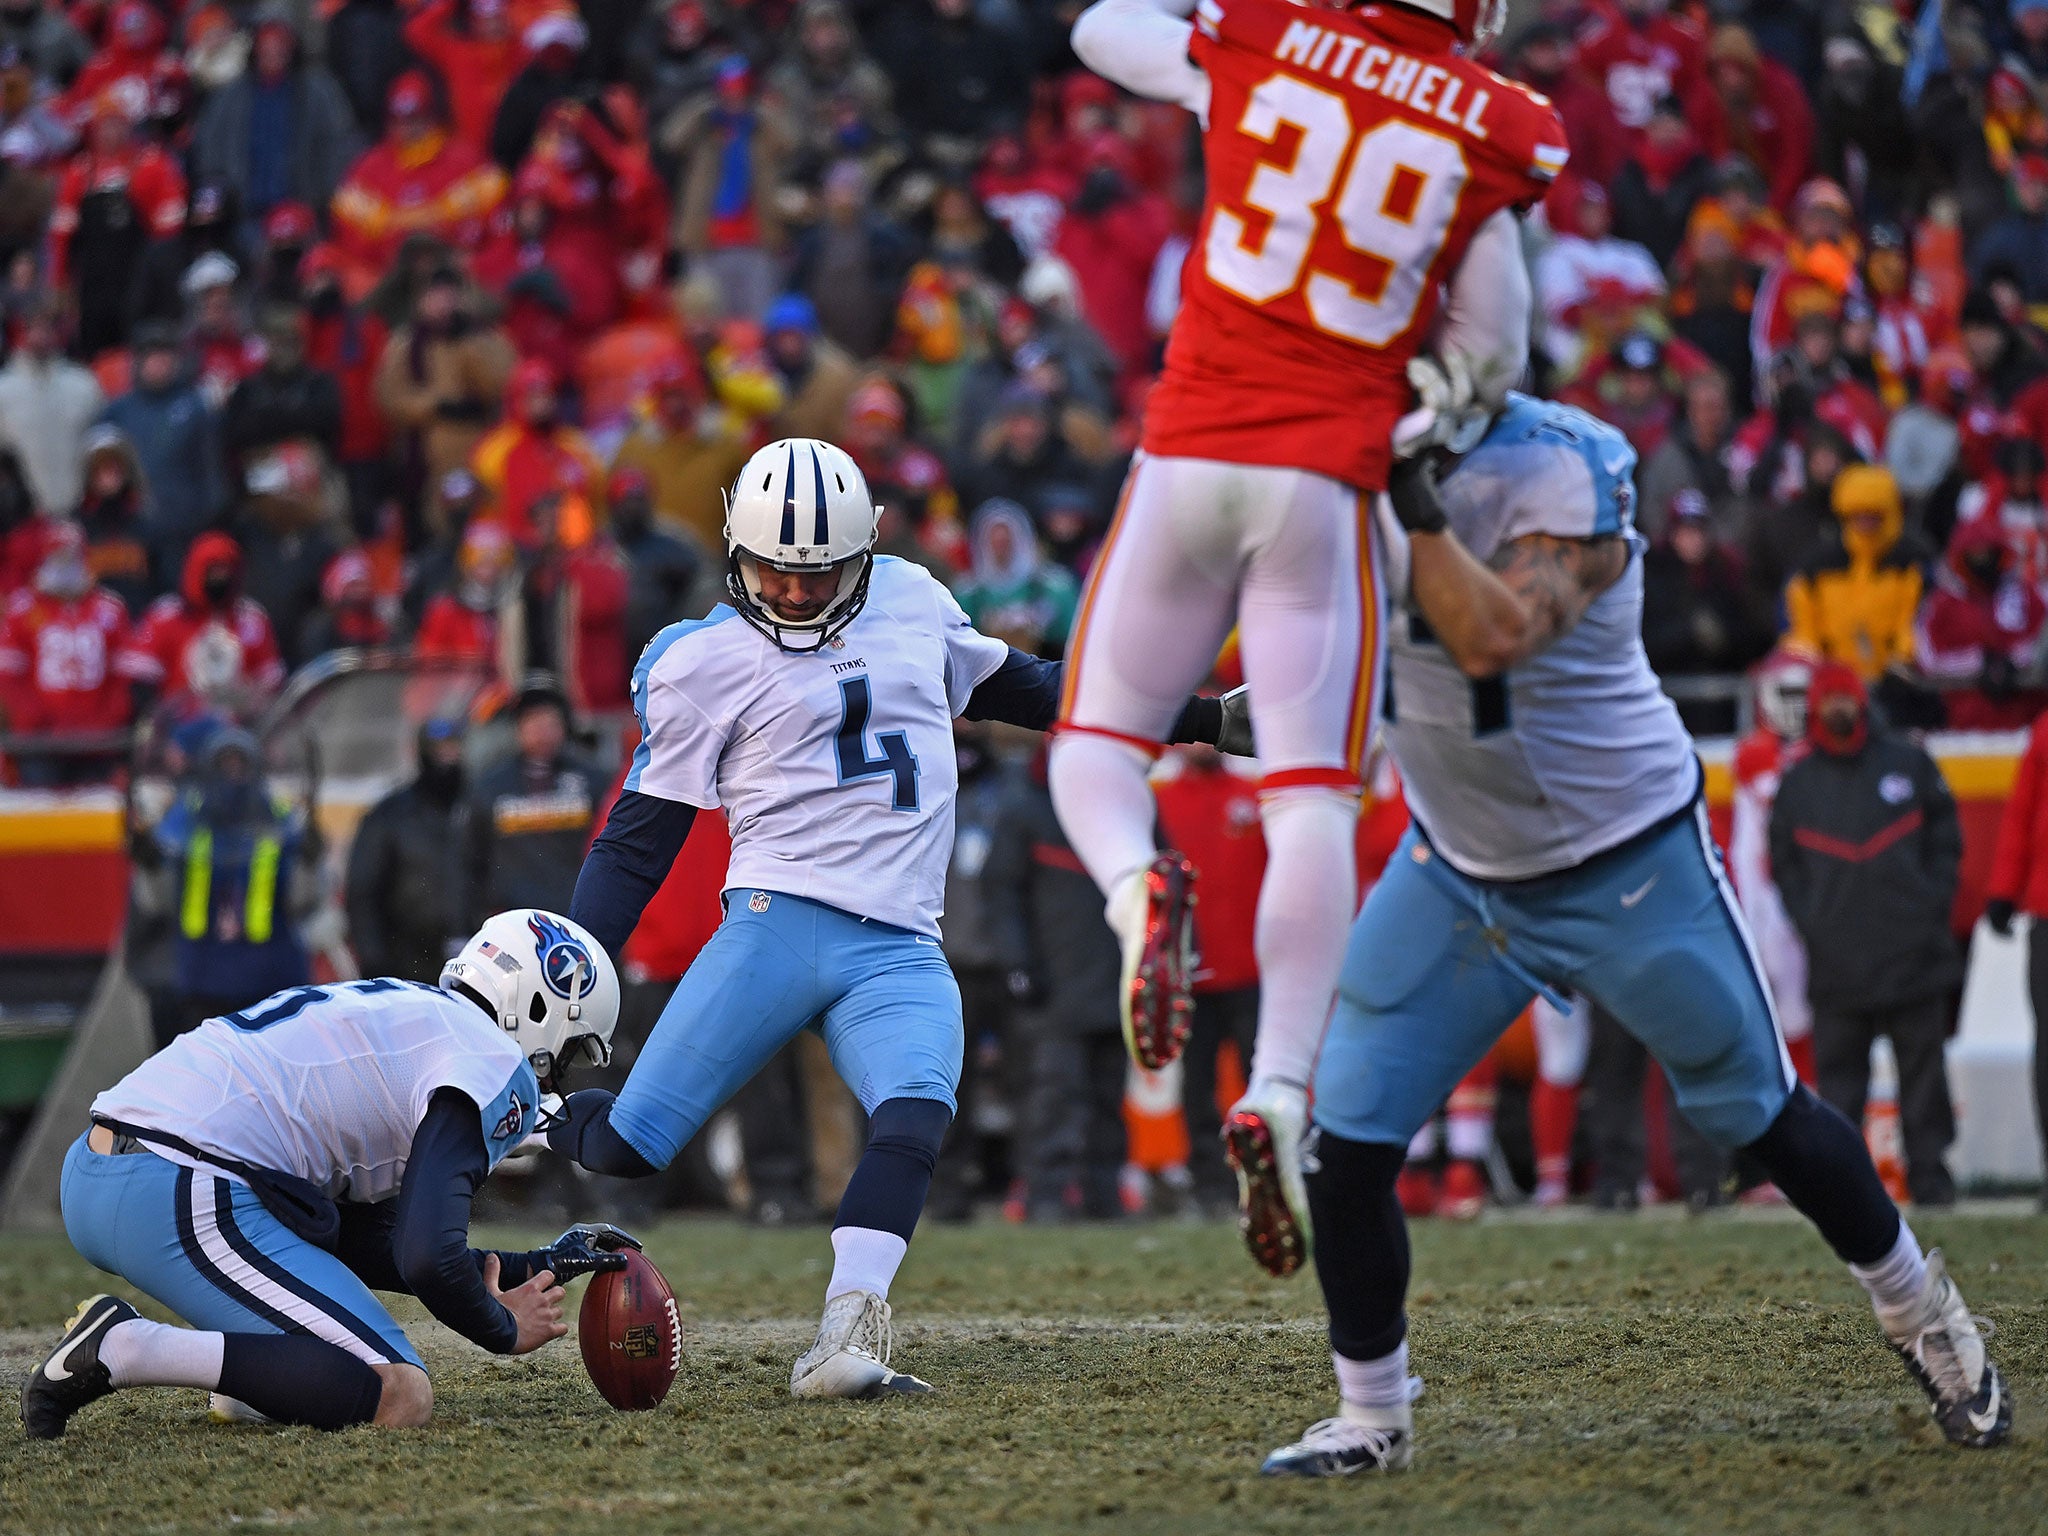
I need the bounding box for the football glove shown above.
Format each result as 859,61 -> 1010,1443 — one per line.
1385,455 -> 1449,536
530,1223 -> 643,1284
1217,685 -> 1256,757
1391,352 -> 1491,460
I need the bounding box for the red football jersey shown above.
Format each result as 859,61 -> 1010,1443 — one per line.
0,588 -> 143,733
128,596 -> 285,700
1146,0 -> 1565,491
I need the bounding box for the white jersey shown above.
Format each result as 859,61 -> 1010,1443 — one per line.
626,556 -> 1011,937
92,979 -> 540,1202
1383,393 -> 1698,880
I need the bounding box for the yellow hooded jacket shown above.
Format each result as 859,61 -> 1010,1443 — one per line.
1783,464 -> 1924,680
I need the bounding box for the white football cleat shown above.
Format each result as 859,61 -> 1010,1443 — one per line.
1882,1250 -> 2011,1448
789,1290 -> 931,1400
1223,1080 -> 1312,1278
1262,1404 -> 1414,1478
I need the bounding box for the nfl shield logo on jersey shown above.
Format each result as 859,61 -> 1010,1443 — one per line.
749,891 -> 772,913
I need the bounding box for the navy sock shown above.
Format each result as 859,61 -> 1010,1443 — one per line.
217,1334 -> 385,1430
1741,1084 -> 1901,1266
1304,1130 -> 1410,1361
546,1089 -> 659,1177
834,1097 -> 953,1240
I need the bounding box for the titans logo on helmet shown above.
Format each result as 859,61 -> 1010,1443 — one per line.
529,913 -> 596,1000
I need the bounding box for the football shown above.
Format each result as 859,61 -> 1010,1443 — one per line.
578,1248 -> 682,1411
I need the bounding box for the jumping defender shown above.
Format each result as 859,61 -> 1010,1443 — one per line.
23,909 -> 632,1438
1263,395 -> 2009,1475
548,438 -> 1238,1398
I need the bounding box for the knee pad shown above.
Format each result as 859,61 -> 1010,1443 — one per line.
865,1096 -> 954,1172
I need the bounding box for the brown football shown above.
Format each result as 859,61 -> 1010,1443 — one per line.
578,1248 -> 681,1410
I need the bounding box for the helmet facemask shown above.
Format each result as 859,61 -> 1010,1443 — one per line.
726,545 -> 874,652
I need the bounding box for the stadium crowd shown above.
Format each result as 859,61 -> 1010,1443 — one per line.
4,0 -> 2048,1213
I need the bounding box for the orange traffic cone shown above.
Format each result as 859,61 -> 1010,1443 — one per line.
1864,1039 -> 1909,1204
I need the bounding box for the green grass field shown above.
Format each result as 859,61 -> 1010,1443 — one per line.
1,1207 -> 2042,1536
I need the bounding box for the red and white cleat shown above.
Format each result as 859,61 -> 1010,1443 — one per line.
1222,1082 -> 1311,1278
1110,853 -> 1197,1070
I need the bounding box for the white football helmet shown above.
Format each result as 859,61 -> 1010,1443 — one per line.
1753,652 -> 1814,742
440,909 -> 620,1083
723,437 -> 880,651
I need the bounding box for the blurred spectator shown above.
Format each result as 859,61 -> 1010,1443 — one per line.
1508,21 -> 1623,192
611,354 -> 749,551
1154,744 -> 1261,1215
953,499 -> 1075,656
976,133 -> 1076,265
1567,331 -> 1679,460
0,0 -> 86,87
54,2 -> 169,150
1750,179 -> 1859,378
1983,703 -> 2048,1199
346,717 -> 468,982
1704,25 -> 1811,214
50,94 -> 185,356
609,465 -> 701,658
190,6 -> 361,228
490,12 -> 588,173
1955,436 -> 2048,575
297,546 -> 392,658
664,54 -> 789,322
140,726 -> 315,1043
456,672 -> 601,928
1054,149 -> 1167,382
1813,32 -> 1912,223
1641,488 -> 1767,696
128,531 -> 285,706
1864,223 -> 1931,410
1971,154 -> 2048,303
329,71 -> 510,292
128,183 -> 248,334
630,0 -> 726,149
1609,94 -> 1711,269
1784,464 -> 1927,683
766,0 -> 896,171
73,424 -> 152,612
0,523 -> 140,781
181,251 -> 260,410
416,517 -> 516,675
469,359 -> 605,547
522,492 -> 630,718
1637,368 -> 1738,541
1770,662 -> 1962,1207
958,383 -> 1100,523
1535,181 -> 1663,376
788,157 -> 914,358
0,299 -> 102,514
100,320 -> 223,583
401,0 -> 521,157
874,0 -> 1028,152
297,240 -> 393,537
326,0 -> 410,141
233,441 -> 343,670
1572,0 -> 1710,153
1745,423 -> 1854,621
986,747 -> 1125,1220
1916,515 -> 2048,729
221,304 -> 342,474
374,263 -> 516,538
764,292 -> 859,442
510,96 -> 669,333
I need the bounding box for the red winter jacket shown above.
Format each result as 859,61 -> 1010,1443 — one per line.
1155,760 -> 1266,993
1988,710 -> 2048,916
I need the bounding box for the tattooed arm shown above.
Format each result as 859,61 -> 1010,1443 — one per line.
1406,526 -> 1630,678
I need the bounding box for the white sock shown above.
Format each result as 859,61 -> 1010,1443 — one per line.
99,1319 -> 225,1391
1249,788 -> 1360,1088
1047,732 -> 1158,912
1406,1121 -> 1437,1160
1446,1110 -> 1491,1162
1333,1340 -> 1409,1413
826,1226 -> 910,1303
1849,1220 -> 1929,1328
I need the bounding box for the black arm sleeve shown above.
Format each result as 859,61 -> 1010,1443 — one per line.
389,1089 -> 520,1354
961,646 -> 1223,743
570,790 -> 697,961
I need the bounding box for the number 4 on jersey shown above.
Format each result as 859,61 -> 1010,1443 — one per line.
834,676 -> 919,810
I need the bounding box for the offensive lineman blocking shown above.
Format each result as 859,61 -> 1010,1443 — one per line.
1262,395 -> 2010,1474
1051,0 -> 1566,1278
